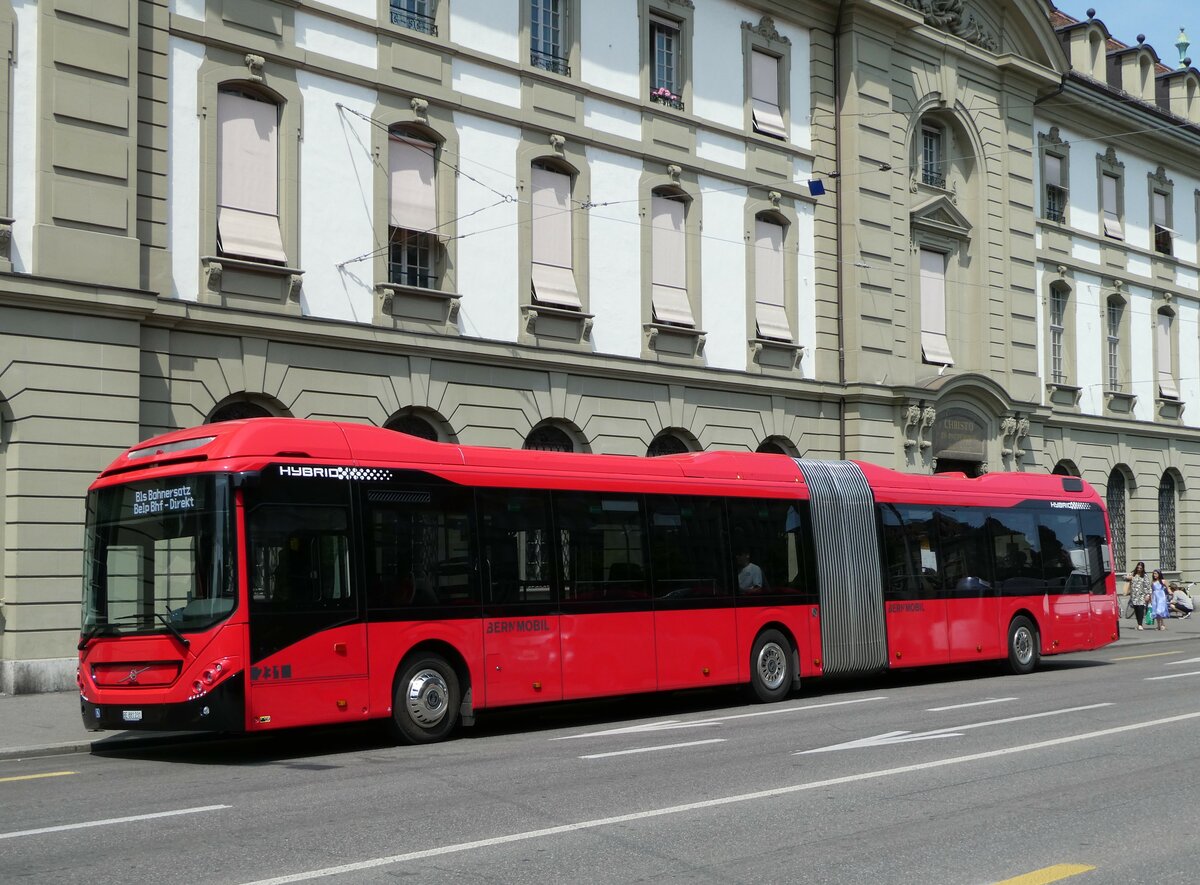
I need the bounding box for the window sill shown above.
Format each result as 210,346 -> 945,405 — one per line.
522,303 -> 593,345
646,322 -> 706,359
749,338 -> 804,371
1104,389 -> 1137,415
1046,382 -> 1082,408
1157,397 -> 1185,421
201,256 -> 303,305
376,281 -> 461,328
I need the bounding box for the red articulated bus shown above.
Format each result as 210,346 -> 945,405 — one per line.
78,418 -> 1120,743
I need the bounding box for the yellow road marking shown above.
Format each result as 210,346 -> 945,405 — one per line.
1112,651 -> 1181,661
993,863 -> 1096,885
0,770 -> 77,784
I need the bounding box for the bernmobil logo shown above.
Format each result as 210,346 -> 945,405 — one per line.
278,465 -> 392,481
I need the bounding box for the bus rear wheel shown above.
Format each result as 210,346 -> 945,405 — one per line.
391,654 -> 461,744
750,629 -> 793,703
1006,616 -> 1040,675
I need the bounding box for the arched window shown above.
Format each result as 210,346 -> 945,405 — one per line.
1107,468 -> 1127,573
1052,461 -> 1079,477
386,413 -> 439,441
756,437 -> 795,456
208,400 -> 272,423
524,424 -> 574,452
1159,472 -> 1177,571
647,432 -> 690,457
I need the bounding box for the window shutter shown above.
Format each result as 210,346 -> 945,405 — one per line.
528,167 -> 582,310
919,249 -> 953,365
216,92 -> 286,263
389,136 -> 438,232
751,51 -> 786,139
1158,312 -> 1179,398
754,219 -> 791,341
1153,192 -> 1170,228
651,194 -> 694,326
1045,154 -> 1061,187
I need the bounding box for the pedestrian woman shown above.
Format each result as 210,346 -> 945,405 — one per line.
1151,569 -> 1171,631
1127,561 -> 1151,631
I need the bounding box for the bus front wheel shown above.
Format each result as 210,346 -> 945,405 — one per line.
1006,616 -> 1040,676
391,654 -> 461,744
750,629 -> 793,703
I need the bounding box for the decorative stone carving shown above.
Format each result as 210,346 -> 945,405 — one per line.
741,15 -> 791,46
410,97 -> 429,121
288,274 -> 303,302
205,260 -> 224,292
0,218 -> 12,262
901,0 -> 998,52
919,406 -> 936,450
667,164 -> 682,183
903,404 -> 922,449
549,133 -> 566,153
1102,145 -> 1124,170
1151,165 -> 1173,188
245,54 -> 265,82
1045,126 -> 1066,147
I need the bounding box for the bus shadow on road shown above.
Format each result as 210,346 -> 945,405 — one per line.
88,657 -> 1112,766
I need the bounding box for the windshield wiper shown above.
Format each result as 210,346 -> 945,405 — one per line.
154,610 -> 190,650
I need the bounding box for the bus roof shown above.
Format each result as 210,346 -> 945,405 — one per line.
93,418 -> 1099,504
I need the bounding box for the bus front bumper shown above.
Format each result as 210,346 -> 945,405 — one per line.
80,673 -> 245,733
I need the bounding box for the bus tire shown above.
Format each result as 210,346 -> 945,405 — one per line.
1006,616 -> 1040,675
750,629 -> 792,703
391,654 -> 461,744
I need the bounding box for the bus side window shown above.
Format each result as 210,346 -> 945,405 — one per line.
365,486 -> 477,611
555,492 -> 647,602
647,496 -> 728,600
879,504 -> 939,600
726,498 -> 809,599
987,510 -> 1041,594
1038,511 -> 1089,594
937,508 -> 993,595
1080,509 -> 1112,594
477,490 -> 554,606
249,505 -> 352,612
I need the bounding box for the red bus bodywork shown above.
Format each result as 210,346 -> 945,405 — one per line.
77,419 -> 1119,738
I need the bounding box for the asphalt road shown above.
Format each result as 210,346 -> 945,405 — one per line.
3,644 -> 1199,885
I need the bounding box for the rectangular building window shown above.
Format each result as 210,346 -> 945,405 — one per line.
753,218 -> 790,340
1158,310 -> 1179,399
1049,287 -> 1066,384
750,51 -> 785,139
650,16 -> 681,102
216,90 -> 287,264
391,0 -> 437,36
1107,299 -> 1122,391
388,134 -> 438,288
531,166 -> 581,309
1044,154 -> 1066,222
530,0 -> 569,75
1153,191 -> 1173,255
650,193 -> 693,327
1101,173 -> 1122,238
921,126 -> 944,188
919,248 -> 953,365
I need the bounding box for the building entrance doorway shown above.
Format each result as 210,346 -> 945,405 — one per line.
934,458 -> 983,477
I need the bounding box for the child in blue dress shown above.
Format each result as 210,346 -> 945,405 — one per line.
1151,569 -> 1171,631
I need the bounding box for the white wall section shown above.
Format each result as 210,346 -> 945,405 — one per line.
1128,285 -> 1154,422
690,1 -> 743,130
699,180 -> 747,370
295,12 -> 378,68
452,59 -> 522,108
169,0 -> 204,21
580,0 -> 639,98
583,98 -> 642,142
168,37 -> 203,301
586,148 -> 643,358
696,130 -> 745,170
1073,272 -> 1103,415
10,0 -> 38,274
450,0 -> 519,62
454,114 -> 520,343
296,73 -> 377,323
314,0 -> 374,19
1179,299 -> 1199,427
796,201 -> 817,379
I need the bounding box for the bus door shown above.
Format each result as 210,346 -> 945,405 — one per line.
649,496 -> 737,690
555,492 -> 657,699
988,508 -> 1045,651
940,508 -> 1002,662
245,475 -> 368,729
879,504 -> 948,667
478,490 -> 563,706
1039,511 -> 1093,651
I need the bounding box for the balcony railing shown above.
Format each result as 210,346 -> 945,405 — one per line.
388,264 -> 438,289
531,49 -> 571,76
391,7 -> 437,36
921,168 -> 946,189
1045,185 -> 1066,223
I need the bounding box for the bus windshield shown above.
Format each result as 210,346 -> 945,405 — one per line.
82,474 -> 237,637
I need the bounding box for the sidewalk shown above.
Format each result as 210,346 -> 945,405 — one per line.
2,610 -> 1198,761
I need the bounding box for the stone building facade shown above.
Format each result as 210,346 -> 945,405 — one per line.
0,0 -> 1196,691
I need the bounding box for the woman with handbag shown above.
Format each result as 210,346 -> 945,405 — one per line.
1127,561 -> 1151,631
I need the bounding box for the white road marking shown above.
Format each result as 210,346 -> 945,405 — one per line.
798,703 -> 1112,754
1165,656 -> 1200,666
579,739 -> 726,760
926,697 -> 1016,712
1146,670 -> 1200,681
0,805 -> 230,841
237,711 -> 1200,885
552,696 -> 887,740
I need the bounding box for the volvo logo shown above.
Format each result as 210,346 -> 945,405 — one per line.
118,666 -> 152,685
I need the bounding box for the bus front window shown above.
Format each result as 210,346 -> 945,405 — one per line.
82,475 -> 237,637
